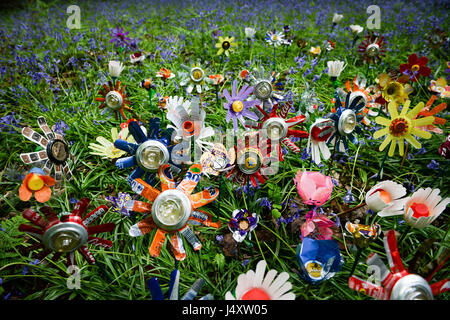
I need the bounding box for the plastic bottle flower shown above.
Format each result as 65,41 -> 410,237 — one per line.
296,237 -> 343,284
130,52 -> 145,64
298,85 -> 321,120
88,126 -> 135,159
223,79 -> 259,131
200,143 -> 235,176
345,221 -> 381,248
348,230 -> 449,299
378,73 -> 413,104
18,198 -> 115,266
307,119 -> 335,165
244,27 -> 256,40
399,54 -> 431,82
301,210 -> 335,240
413,95 -> 447,134
215,36 -> 237,56
309,46 -> 321,56
246,100 -> 308,159
265,30 -> 285,47
225,260 -> 295,300
327,60 -> 346,81
373,100 -> 435,156
178,63 -> 210,94
127,164 -> 220,261
228,209 -> 259,242
429,78 -> 450,99
365,180 -> 407,217
358,33 -> 386,64
226,131 -> 275,187
114,118 -> 179,187
156,67 -> 175,80
95,79 -> 132,120
401,188 -> 449,229
294,170 -> 333,206
108,60 -> 124,78
20,116 -> 72,189
19,167 -> 55,203
327,91 -> 365,153
247,66 -> 284,109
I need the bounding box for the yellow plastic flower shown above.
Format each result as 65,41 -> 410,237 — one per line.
373,100 -> 435,156
379,73 -> 413,104
89,127 -> 134,159
215,36 -> 237,56
309,46 -> 321,55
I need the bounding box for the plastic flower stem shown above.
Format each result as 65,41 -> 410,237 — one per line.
399,142 -> 409,170
349,246 -> 363,276
350,144 -> 362,190
326,139 -> 338,176
374,142 -> 391,183
273,45 -> 276,70
217,175 -> 223,214
215,85 -> 220,110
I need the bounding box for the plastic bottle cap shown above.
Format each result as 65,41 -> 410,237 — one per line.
411,203 -> 429,219
375,189 -> 391,203
241,288 -> 271,300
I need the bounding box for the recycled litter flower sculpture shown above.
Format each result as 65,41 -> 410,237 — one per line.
265,30 -> 285,47
19,167 -> 55,203
18,198 -> 115,266
95,79 -> 132,120
226,131 -> 275,187
20,116 -> 72,189
358,32 -> 386,64
246,101 -> 308,159
200,143 -> 235,176
156,67 -> 175,80
294,170 -> 333,207
296,237 -> 343,284
114,118 -> 179,187
88,126 -> 135,159
307,118 -> 335,165
327,91 -> 365,152
301,210 -> 335,240
429,78 -> 450,99
345,221 -> 381,248
178,63 -> 210,94
128,164 -> 220,261
348,230 -> 449,299
373,100 -> 435,156
248,66 -> 284,109
228,209 -> 259,242
439,134 -> 450,159
415,95 -> 447,134
389,188 -> 449,229
223,80 -> 259,131
365,180 -> 407,217
378,73 -> 413,104
225,260 -> 295,300
399,53 -> 432,82
215,36 -> 237,56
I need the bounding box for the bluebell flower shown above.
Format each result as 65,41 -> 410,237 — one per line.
427,160 -> 439,170
216,235 -> 223,243
343,189 -> 355,204
257,197 -> 272,210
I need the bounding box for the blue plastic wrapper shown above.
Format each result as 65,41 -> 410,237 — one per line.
296,237 -> 343,284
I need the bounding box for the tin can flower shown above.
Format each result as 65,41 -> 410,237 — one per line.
88,126 -> 135,159
228,209 -> 259,242
226,131 -> 275,187
18,198 -> 115,266
365,180 -> 407,217
345,221 -> 381,248
246,100 -> 308,160
130,52 -> 145,64
414,95 -> 447,134
399,54 -> 432,82
215,36 -> 237,56
296,237 -> 343,284
309,46 -> 321,56
358,33 -> 386,64
156,67 -> 175,80
327,60 -> 346,81
200,143 -> 235,176
114,118 -> 180,187
378,73 -> 413,104
244,27 -> 256,40
402,188 -> 450,229
265,30 -> 285,47
348,230 -> 449,299
426,28 -> 447,49
307,119 -> 335,165
429,78 -> 450,99
247,66 -> 284,109
327,91 -> 366,152
19,167 -> 55,203
178,63 -> 210,94
225,260 -> 295,300
294,170 -> 333,206
223,79 -> 259,131
439,134 -> 450,159
373,100 -> 435,157
127,164 -> 220,261
20,116 -> 72,189
301,210 -> 335,240
95,79 -> 132,120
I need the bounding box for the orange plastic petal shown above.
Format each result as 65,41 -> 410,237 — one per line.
40,175 -> 56,187
34,186 -> 52,203
19,183 -> 33,201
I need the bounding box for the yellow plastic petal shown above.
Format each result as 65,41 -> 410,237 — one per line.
218,36 -> 224,43
400,100 -> 410,116
404,133 -> 421,149
215,43 -> 222,48
398,138 -> 404,156
217,48 -> 224,56
413,116 -> 434,127
407,101 -> 425,119
388,139 -> 397,156
375,116 -> 392,126
388,101 -> 399,118
379,73 -> 390,88
373,127 -> 389,139
379,135 -> 392,152
411,127 -> 432,139
111,128 -> 119,140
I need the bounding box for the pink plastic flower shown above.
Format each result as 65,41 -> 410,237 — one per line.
294,171 -> 333,206
301,211 -> 335,240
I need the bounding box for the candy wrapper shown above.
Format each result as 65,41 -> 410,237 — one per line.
296,237 -> 343,284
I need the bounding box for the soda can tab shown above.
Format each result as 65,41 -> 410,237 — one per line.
23,209 -> 48,229
149,228 -> 167,258
170,232 -> 186,261
189,210 -> 220,228
87,223 -> 116,236
79,246 -> 96,264
87,236 -> 113,249
179,225 -> 202,251
72,198 -> 90,217
82,205 -> 108,227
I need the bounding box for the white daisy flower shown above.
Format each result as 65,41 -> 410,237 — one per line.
108,60 -> 124,78
307,119 -> 335,165
367,180 -> 407,216
225,260 -> 296,300
265,30 -> 285,47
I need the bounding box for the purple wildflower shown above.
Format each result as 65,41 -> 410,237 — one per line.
223,80 -> 259,131
110,26 -> 132,48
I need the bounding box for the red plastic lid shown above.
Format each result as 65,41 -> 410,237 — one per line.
241,288 -> 271,300
410,202 -> 429,219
